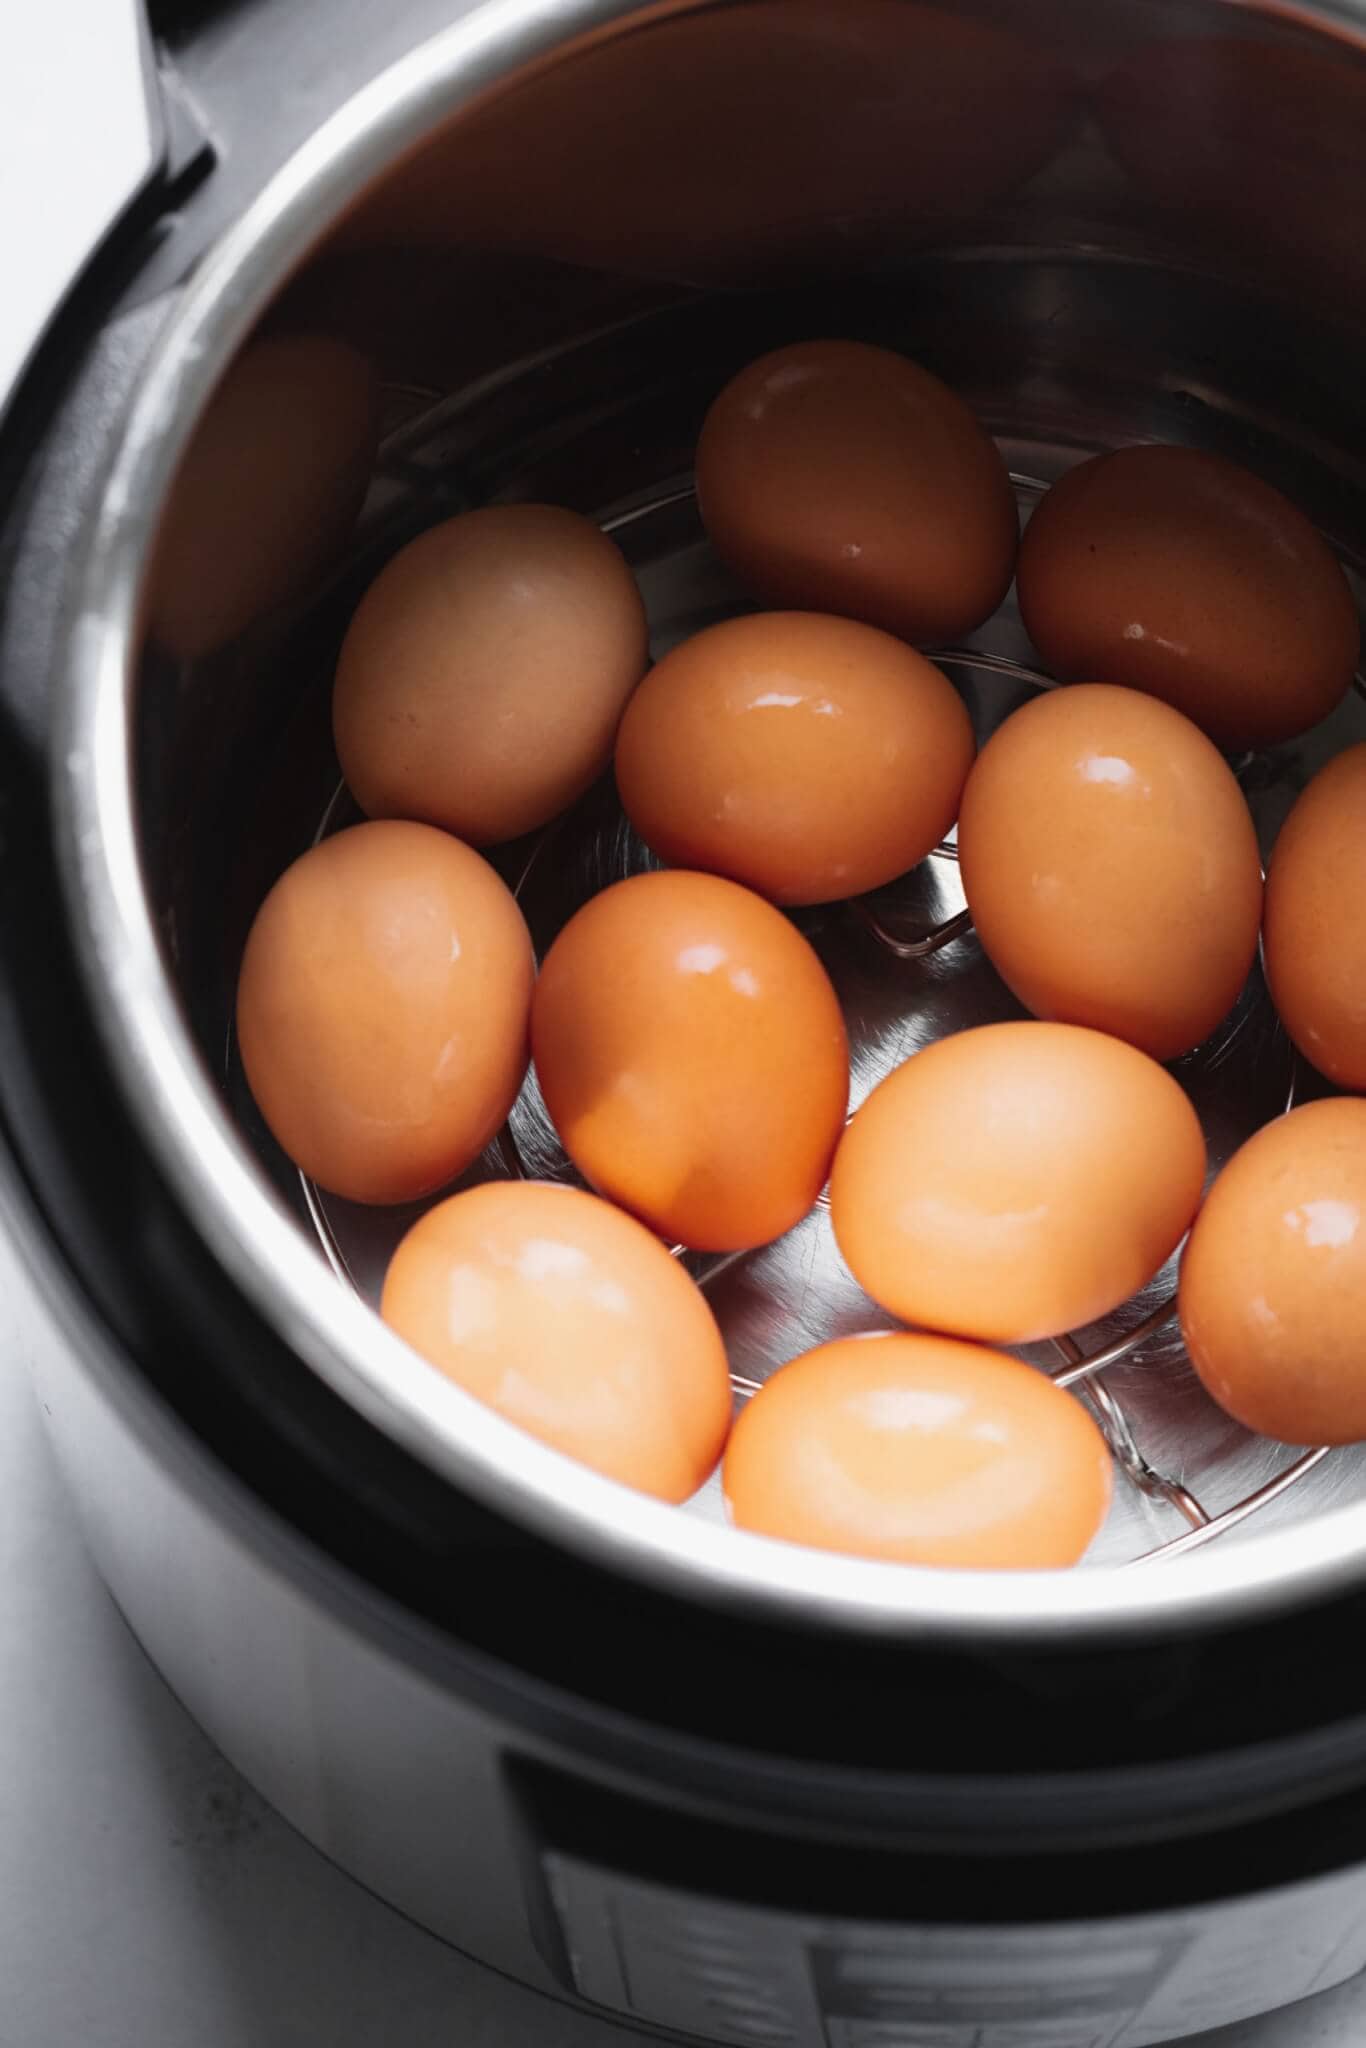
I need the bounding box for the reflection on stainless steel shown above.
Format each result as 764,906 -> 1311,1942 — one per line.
146,334 -> 380,660
335,0 -> 1078,287
1051,1299 -> 1180,1390
303,1172 -> 354,1289
1132,1450 -> 1336,1566
850,902 -> 972,961
1073,1367 -> 1211,1533
57,0 -> 1366,1638
1098,34 -> 1366,311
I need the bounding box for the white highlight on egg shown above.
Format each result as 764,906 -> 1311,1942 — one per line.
444,1264 -> 497,1341
678,942 -> 726,975
516,1238 -> 590,1284
1284,1199 -> 1359,1249
1079,754 -> 1135,787
853,1387 -> 964,1431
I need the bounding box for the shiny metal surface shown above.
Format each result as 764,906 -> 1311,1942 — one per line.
53,0 -> 1366,1641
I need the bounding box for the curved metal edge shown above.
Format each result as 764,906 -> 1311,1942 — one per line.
49,0 -> 1366,1647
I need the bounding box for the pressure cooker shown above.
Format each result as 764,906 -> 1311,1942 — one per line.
9,1 -> 1366,2041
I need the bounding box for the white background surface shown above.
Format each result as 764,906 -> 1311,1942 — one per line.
4,1312 -> 1366,2048
0,6 -> 159,423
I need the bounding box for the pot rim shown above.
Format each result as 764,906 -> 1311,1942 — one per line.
52,0 -> 1366,1645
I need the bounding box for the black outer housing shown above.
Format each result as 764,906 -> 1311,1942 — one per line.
6,0 -> 1366,1974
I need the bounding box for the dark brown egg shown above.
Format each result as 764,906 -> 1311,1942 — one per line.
696,340 -> 1017,644
1016,445 -> 1358,747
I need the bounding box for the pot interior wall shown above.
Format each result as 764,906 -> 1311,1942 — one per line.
129,0 -> 1366,1582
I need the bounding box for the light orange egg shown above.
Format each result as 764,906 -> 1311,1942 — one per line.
149,332 -> 379,660
236,820 -> 534,1204
333,504 -> 649,846
957,683 -> 1263,1061
382,1181 -> 733,1500
723,1332 -> 1111,1567
695,340 -> 1017,644
1179,1099 -> 1366,1444
830,1021 -> 1206,1343
531,869 -> 849,1251
614,611 -> 974,905
1264,745 -> 1366,1092
1016,445 -> 1358,747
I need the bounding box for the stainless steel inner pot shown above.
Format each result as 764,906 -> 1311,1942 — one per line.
55,0 -> 1366,1641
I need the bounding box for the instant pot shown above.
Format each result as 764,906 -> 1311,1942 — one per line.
9,2 -> 1366,2041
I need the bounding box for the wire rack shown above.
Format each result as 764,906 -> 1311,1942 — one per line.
298,792 -> 1335,1572
821,630 -> 1341,1568
286,447 -> 1361,1571
729,870 -> 1331,1569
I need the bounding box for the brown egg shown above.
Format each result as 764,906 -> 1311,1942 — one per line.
695,340 -> 1017,644
149,333 -> 379,660
531,869 -> 849,1252
333,505 -> 649,846
614,611 -> 974,905
382,1181 -> 733,1500
723,1332 -> 1111,1567
236,821 -> 534,1204
830,1022 -> 1205,1344
1179,1099 -> 1366,1444
1264,745 -> 1366,1092
957,684 -> 1263,1061
1016,445 -> 1358,747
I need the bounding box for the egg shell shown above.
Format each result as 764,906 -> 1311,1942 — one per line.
1016,444 -> 1358,747
830,1020 -> 1206,1344
149,333 -> 379,660
531,868 -> 849,1252
614,610 -> 975,905
1264,744 -> 1366,1092
236,820 -> 534,1205
695,340 -> 1017,644
382,1181 -> 733,1501
723,1331 -> 1111,1567
1179,1098 -> 1366,1445
956,683 -> 1263,1061
333,504 -> 649,846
